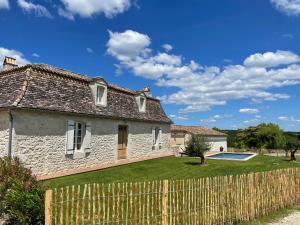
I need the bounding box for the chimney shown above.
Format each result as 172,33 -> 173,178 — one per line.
143,86 -> 152,97
3,56 -> 18,71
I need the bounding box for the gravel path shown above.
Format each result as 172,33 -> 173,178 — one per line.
269,211 -> 300,225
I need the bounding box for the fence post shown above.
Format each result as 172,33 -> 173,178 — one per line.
162,180 -> 169,225
45,189 -> 53,225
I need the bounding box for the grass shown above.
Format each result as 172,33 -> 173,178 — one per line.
43,155 -> 300,189
241,204 -> 300,225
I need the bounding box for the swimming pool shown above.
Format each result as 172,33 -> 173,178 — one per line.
206,152 -> 257,161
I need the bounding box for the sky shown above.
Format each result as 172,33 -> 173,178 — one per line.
1,0 -> 300,131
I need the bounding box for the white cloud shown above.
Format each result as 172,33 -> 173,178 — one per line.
278,116 -> 300,122
169,114 -> 189,121
107,30 -> 151,62
239,108 -> 260,114
243,118 -> 260,126
200,114 -> 232,123
0,47 -> 31,68
86,48 -> 93,53
107,30 -> 300,113
17,0 -> 52,18
153,53 -> 182,66
244,50 -> 300,68
0,0 -> 9,9
271,0 -> 300,16
59,0 -> 131,19
162,44 -> 173,52
32,53 -> 40,58
58,7 -> 74,20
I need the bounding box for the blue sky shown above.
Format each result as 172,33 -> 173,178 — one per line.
1,0 -> 300,131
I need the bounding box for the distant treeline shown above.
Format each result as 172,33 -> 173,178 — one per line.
216,126 -> 300,148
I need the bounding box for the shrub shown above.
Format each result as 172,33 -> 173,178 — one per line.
0,157 -> 44,225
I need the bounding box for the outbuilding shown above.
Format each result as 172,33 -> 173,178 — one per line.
171,125 -> 227,152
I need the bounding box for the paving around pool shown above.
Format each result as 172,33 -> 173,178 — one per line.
206,152 -> 257,161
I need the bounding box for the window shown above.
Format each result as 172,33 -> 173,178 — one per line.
154,127 -> 159,145
152,127 -> 162,149
66,120 -> 92,155
96,85 -> 107,106
90,77 -> 108,107
74,122 -> 83,151
140,97 -> 146,111
136,95 -> 146,112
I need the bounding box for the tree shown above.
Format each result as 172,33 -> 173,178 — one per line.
284,135 -> 300,161
256,123 -> 286,150
186,135 -> 211,164
235,123 -> 285,153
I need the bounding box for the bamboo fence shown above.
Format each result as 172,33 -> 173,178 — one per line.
45,168 -> 300,225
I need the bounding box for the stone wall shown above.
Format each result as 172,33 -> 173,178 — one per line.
0,111 -> 8,157
11,110 -> 171,176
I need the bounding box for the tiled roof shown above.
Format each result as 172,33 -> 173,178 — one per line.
0,64 -> 171,124
171,125 -> 227,136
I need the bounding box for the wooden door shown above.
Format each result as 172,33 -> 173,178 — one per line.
118,125 -> 128,159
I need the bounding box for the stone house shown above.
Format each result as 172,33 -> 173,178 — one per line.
171,125 -> 227,152
0,57 -> 172,179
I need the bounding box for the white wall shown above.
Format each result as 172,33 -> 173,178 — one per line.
0,111 -> 8,157
207,137 -> 227,152
11,110 -> 171,176
171,132 -> 227,152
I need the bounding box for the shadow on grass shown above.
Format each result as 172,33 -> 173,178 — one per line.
185,162 -> 208,167
185,162 -> 200,166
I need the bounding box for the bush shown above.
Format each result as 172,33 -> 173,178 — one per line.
0,157 -> 44,225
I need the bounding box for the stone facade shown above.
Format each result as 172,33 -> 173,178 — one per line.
10,110 -> 171,177
0,111 -> 8,157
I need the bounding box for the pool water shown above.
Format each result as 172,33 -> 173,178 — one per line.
206,153 -> 256,161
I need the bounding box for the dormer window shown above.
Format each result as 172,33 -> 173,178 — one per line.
136,94 -> 146,112
139,97 -> 146,112
96,85 -> 106,105
90,77 -> 107,107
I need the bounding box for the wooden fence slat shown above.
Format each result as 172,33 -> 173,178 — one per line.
75,185 -> 80,225
59,187 -> 64,225
82,184 -> 87,225
66,186 -> 69,225
161,180 -> 168,225
45,189 -> 53,225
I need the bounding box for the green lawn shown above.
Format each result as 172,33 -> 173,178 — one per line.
43,155 -> 300,189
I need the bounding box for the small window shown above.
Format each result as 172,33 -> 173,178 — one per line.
154,127 -> 159,145
136,95 -> 146,112
74,122 -> 83,151
140,97 -> 146,111
95,85 -> 107,106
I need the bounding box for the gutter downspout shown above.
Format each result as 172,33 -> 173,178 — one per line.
8,109 -> 13,158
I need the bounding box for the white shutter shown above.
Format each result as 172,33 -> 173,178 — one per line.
152,127 -> 156,145
66,120 -> 75,155
159,127 -> 162,148
84,122 -> 92,153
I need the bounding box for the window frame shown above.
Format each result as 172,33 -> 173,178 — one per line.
95,84 -> 107,106
136,95 -> 147,112
154,127 -> 159,146
74,122 -> 84,151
